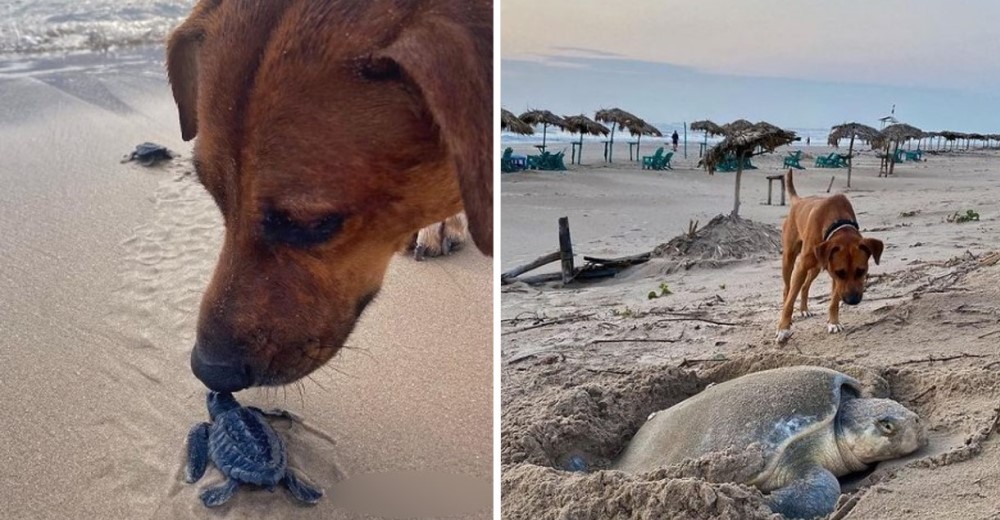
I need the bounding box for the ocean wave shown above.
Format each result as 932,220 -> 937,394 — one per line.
0,0 -> 194,54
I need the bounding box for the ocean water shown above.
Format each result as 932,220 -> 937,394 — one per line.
0,0 -> 195,54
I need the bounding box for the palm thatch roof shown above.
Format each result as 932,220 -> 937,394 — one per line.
501,108 -> 534,135
690,120 -> 726,136
594,107 -> 640,128
828,122 -> 879,143
562,114 -> 610,137
722,119 -> 755,134
969,133 -> 987,140
518,109 -> 569,129
873,123 -> 923,149
938,131 -> 966,141
701,127 -> 798,173
625,119 -> 663,137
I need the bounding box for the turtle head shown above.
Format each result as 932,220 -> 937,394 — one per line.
837,398 -> 927,467
206,391 -> 240,420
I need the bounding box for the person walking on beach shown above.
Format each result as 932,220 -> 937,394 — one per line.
671,130 -> 679,151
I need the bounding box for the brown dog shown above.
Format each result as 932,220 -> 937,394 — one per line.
166,0 -> 492,391
776,170 -> 883,343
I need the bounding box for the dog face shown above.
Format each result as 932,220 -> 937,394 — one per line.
167,0 -> 492,391
815,235 -> 883,306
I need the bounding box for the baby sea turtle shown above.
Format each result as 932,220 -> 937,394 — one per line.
612,366 -> 926,519
185,391 -> 323,507
121,142 -> 174,166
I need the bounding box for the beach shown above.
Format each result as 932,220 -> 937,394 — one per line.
0,46 -> 492,519
501,140 -> 1000,518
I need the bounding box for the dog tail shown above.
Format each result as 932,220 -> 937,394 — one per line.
785,168 -> 799,200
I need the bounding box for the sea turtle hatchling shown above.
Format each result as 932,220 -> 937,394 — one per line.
612,366 -> 927,519
121,142 -> 174,166
185,391 -> 323,507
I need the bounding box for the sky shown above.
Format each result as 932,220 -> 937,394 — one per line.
501,0 -> 1000,132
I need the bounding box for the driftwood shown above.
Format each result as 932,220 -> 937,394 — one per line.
559,217 -> 575,284
502,217 -> 648,286
501,251 -> 560,284
581,252 -> 652,268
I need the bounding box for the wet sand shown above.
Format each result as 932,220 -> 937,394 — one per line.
0,47 -> 491,519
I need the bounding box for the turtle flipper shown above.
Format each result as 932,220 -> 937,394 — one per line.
766,466 -> 840,519
283,470 -> 324,504
185,422 -> 211,483
199,478 -> 240,507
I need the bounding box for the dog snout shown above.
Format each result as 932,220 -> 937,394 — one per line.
843,292 -> 863,305
190,329 -> 253,392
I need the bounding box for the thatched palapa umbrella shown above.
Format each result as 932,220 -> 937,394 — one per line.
828,122 -> 879,188
701,125 -> 797,216
875,123 -> 922,177
691,120 -> 726,157
625,119 -> 663,160
562,114 -> 610,164
594,107 -> 640,162
722,119 -> 755,134
518,109 -> 568,150
501,109 -> 534,135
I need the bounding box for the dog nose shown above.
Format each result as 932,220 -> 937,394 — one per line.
190,342 -> 253,392
843,293 -> 863,305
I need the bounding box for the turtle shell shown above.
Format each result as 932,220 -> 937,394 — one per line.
209,408 -> 288,487
613,366 -> 861,477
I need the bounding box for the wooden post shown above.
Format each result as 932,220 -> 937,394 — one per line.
847,134 -> 856,188
732,161 -> 743,217
558,217 -> 575,284
683,122 -> 688,159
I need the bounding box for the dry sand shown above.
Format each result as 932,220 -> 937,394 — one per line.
501,141 -> 1000,519
0,48 -> 491,519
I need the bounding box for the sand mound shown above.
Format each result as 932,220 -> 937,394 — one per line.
501,351 -> 1000,519
651,214 -> 781,265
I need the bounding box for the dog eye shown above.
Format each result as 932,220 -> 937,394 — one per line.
261,210 -> 345,248
856,268 -> 866,278
359,56 -> 401,81
835,270 -> 848,279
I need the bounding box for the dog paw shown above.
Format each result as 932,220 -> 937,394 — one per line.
798,310 -> 814,319
408,212 -> 468,261
827,323 -> 844,334
775,329 -> 793,344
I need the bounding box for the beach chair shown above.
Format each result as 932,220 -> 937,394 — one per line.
783,151 -> 805,169
660,151 -> 674,170
535,150 -> 568,171
815,153 -> 839,167
526,154 -> 541,169
501,147 -> 517,173
641,147 -> 664,170
905,150 -> 923,162
893,149 -> 905,163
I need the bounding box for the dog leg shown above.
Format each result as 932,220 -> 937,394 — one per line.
798,268 -> 821,318
827,295 -> 844,333
777,263 -> 809,343
781,240 -> 799,301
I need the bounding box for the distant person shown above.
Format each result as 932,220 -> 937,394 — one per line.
671,130 -> 679,151
806,136 -> 811,146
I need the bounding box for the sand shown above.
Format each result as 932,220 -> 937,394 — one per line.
0,47 -> 491,519
501,141 -> 1000,518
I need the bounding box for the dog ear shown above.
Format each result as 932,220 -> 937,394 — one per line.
377,12 -> 493,256
166,2 -> 218,141
860,238 -> 884,265
814,240 -> 839,270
